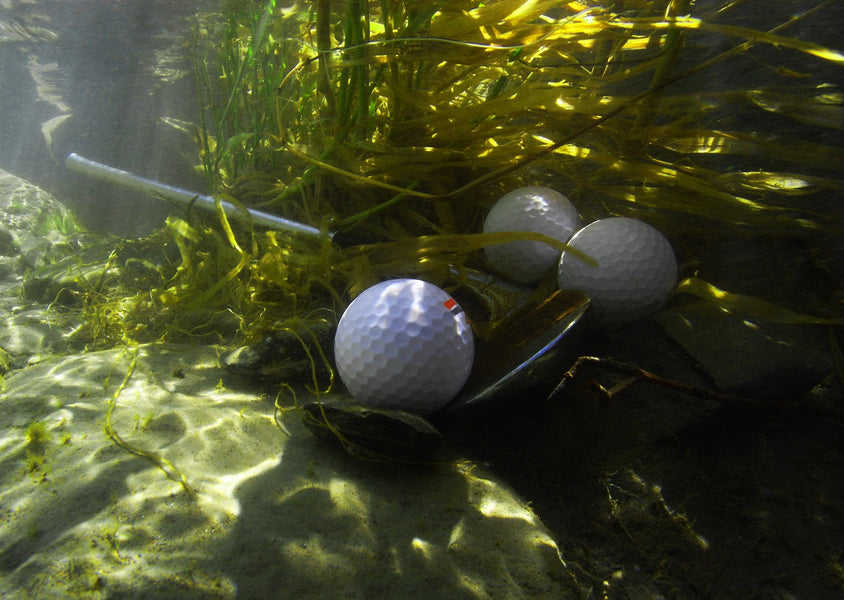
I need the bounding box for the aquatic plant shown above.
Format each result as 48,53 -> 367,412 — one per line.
24,420 -> 51,478
71,0 -> 843,348
104,346 -> 193,496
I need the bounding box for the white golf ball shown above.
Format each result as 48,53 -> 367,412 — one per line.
334,279 -> 474,414
483,186 -> 581,284
557,217 -> 678,325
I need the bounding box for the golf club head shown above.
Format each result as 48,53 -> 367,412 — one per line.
442,279 -> 590,413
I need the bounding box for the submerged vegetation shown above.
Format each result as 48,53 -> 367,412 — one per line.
57,0 -> 842,348
24,420 -> 51,479
4,4 -> 840,595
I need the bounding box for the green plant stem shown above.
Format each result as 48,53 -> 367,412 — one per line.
336,181 -> 420,230
105,346 -> 194,497
316,0 -> 336,119
633,0 -> 691,132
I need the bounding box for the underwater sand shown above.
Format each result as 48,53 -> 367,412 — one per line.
0,340 -> 576,598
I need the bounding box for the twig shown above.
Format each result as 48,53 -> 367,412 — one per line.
547,356 -> 844,424
547,356 -> 743,403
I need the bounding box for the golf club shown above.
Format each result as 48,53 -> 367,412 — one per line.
66,152 -> 589,412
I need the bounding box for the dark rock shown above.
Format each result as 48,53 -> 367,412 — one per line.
656,300 -> 832,400
220,320 -> 336,381
21,243 -> 117,304
301,399 -> 442,463
0,224 -> 18,256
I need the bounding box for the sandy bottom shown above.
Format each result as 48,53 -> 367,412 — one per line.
0,342 -> 577,599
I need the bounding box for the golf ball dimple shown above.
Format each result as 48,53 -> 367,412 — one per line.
334,279 -> 474,415
483,186 -> 581,284
557,217 -> 678,325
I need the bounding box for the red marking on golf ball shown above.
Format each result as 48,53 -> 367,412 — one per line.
443,298 -> 463,316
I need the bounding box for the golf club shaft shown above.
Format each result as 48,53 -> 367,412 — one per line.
66,153 -> 327,239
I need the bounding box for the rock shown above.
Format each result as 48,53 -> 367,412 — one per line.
0,169 -> 83,276
301,399 -> 442,462
0,224 -> 18,256
0,305 -> 84,369
20,241 -> 117,305
656,300 -> 832,400
220,318 -> 336,381
0,169 -> 81,239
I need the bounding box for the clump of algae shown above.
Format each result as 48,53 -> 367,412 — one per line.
24,420 -> 51,479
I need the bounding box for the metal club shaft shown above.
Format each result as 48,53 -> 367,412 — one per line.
65,152 -> 327,239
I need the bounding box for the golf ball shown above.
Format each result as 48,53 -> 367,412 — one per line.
334,279 -> 474,414
557,217 -> 678,325
483,186 -> 581,284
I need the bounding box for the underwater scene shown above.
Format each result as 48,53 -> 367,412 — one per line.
1,0 -> 843,597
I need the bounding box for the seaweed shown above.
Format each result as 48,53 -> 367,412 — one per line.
103,346 -> 194,497
72,0 -> 841,350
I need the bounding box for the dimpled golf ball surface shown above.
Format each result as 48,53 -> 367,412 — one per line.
483,186 -> 581,284
334,279 -> 474,414
557,217 -> 677,325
